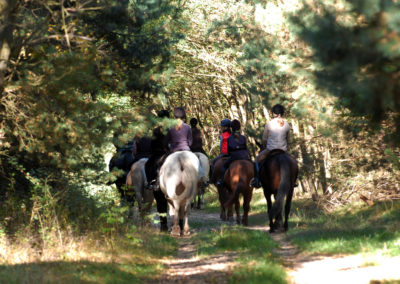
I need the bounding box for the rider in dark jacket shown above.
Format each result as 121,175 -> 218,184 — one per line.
216,119 -> 250,186
189,118 -> 206,154
131,136 -> 152,165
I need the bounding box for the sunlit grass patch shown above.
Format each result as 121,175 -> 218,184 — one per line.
288,199 -> 400,256
203,186 -> 222,213
194,225 -> 287,284
231,258 -> 287,284
0,228 -> 178,283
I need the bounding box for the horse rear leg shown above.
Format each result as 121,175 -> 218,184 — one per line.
242,189 -> 253,226
235,200 -> 241,225
217,186 -> 227,221
199,185 -> 205,210
182,201 -> 191,236
264,191 -> 274,232
169,201 -> 180,236
284,187 -> 294,231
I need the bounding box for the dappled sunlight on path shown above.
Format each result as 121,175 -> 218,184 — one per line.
145,211 -> 238,284
287,254 -> 400,284
247,211 -> 400,284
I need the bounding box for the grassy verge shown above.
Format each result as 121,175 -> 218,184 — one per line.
287,198 -> 400,256
0,227 -> 178,283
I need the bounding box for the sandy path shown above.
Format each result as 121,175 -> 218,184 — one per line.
147,211 -> 238,284
269,232 -> 400,284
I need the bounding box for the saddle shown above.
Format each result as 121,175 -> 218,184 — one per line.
260,149 -> 286,168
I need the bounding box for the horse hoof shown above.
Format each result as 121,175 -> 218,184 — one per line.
171,226 -> 181,236
183,230 -> 191,236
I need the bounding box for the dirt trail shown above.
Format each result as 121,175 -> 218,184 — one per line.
268,232 -> 400,284
147,210 -> 400,284
148,211 -> 238,284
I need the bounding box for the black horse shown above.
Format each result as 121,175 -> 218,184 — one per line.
108,144 -> 135,204
259,149 -> 298,233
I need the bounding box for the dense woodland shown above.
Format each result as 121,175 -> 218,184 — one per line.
0,0 -> 399,273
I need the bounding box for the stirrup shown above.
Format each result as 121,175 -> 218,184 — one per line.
147,179 -> 157,190
250,178 -> 261,188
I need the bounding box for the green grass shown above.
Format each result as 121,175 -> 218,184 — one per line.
0,231 -> 178,284
287,199 -> 400,256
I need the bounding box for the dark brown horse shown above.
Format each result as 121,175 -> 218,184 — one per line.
212,157 -> 254,225
259,149 -> 298,233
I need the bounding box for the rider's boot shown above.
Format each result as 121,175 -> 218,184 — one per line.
250,162 -> 261,188
216,177 -> 224,187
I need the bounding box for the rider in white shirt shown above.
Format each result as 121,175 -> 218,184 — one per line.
251,104 -> 290,188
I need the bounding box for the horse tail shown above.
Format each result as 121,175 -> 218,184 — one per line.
175,156 -> 186,195
270,155 -> 291,220
223,180 -> 244,208
140,158 -> 148,187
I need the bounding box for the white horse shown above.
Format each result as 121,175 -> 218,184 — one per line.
159,151 -> 204,236
192,152 -> 210,210
126,158 -> 154,221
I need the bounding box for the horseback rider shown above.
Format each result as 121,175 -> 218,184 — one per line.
163,107 -> 193,153
251,104 -> 290,188
210,118 -> 231,178
131,135 -> 152,165
216,119 -> 250,186
189,118 -> 206,155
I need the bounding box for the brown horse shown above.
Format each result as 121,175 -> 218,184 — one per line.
259,149 -> 298,233
212,157 -> 254,225
221,160 -> 254,226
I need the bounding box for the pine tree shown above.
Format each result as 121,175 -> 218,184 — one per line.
289,0 -> 400,143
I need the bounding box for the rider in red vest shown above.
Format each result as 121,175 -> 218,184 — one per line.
209,119 -> 231,180
220,119 -> 231,155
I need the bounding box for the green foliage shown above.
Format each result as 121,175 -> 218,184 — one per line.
99,205 -> 129,239
289,0 -> 400,142
0,0 -> 186,243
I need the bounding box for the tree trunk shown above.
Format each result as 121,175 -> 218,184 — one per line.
0,0 -> 17,89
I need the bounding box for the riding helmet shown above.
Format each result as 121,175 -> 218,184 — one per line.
173,107 -> 186,119
220,119 -> 231,127
272,104 -> 285,116
231,119 -> 241,131
190,118 -> 198,127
